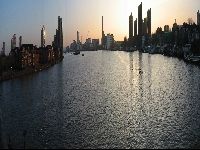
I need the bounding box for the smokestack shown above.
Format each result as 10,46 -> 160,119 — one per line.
102,16 -> 103,33
102,16 -> 103,45
77,31 -> 79,44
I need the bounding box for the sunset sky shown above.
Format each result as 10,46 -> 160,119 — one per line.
0,0 -> 200,54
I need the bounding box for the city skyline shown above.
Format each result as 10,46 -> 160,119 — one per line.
0,0 -> 200,54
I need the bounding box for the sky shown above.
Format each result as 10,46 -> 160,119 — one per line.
0,0 -> 200,55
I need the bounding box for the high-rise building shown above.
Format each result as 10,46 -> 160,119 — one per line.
53,32 -> 57,48
134,18 -> 137,36
58,16 -> 63,55
55,29 -> 58,47
11,39 -> 13,50
134,18 -> 137,47
106,33 -> 114,49
147,8 -> 151,36
11,34 -> 16,49
172,19 -> 177,31
146,8 -> 151,45
142,18 -> 147,35
156,27 -> 163,45
197,10 -> 200,25
53,16 -> 63,56
101,16 -> 106,48
138,2 -> 142,48
129,12 -> 133,46
41,25 -> 45,47
86,38 -> 91,44
2,42 -> 5,54
92,39 -> 99,49
13,34 -> 16,48
164,25 -> 169,32
19,36 -> 22,49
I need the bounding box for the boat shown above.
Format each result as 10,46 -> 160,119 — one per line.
73,50 -> 80,55
188,55 -> 200,63
129,47 -> 134,52
184,53 -> 200,64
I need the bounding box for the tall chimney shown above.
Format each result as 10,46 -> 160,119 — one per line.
102,16 -> 103,45
102,16 -> 103,34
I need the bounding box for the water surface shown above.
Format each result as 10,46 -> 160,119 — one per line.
1,50 -> 200,148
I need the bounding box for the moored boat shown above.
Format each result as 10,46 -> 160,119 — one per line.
73,50 -> 80,55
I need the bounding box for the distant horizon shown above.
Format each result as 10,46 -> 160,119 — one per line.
0,0 -> 200,55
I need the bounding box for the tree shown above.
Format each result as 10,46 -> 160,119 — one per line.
187,17 -> 195,25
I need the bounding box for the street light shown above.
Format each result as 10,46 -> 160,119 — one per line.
11,66 -> 12,77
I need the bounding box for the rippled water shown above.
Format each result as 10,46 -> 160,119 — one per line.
1,50 -> 200,148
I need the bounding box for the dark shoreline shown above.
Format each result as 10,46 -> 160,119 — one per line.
0,60 -> 63,82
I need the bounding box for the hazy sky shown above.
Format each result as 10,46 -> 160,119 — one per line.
0,0 -> 200,54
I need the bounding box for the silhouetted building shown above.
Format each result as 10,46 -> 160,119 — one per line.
17,44 -> 39,69
163,32 -> 173,45
52,29 -> 58,47
2,42 -> 5,55
21,44 -> 34,50
92,39 -> 99,50
70,40 -> 77,51
138,2 -> 142,48
142,18 -> 147,35
52,16 -> 63,57
147,8 -> 151,36
86,38 -> 91,44
11,34 -> 16,49
197,10 -> 200,25
58,16 -> 63,56
173,19 -> 177,30
134,18 -> 137,36
156,27 -> 163,45
53,47 -> 60,61
129,12 -> 133,46
76,31 -> 82,50
164,25 -> 169,32
40,45 -> 54,64
142,18 -> 147,46
19,36 -> 22,49
11,39 -> 13,50
41,25 -> 45,47
179,22 -> 200,53
134,18 -> 137,47
147,8 -> 151,45
102,16 -> 106,49
106,33 -> 114,49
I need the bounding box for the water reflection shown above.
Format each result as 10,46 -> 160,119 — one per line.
129,52 -> 134,97
1,51 -> 200,148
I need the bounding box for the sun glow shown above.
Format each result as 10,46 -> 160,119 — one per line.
111,0 -> 154,40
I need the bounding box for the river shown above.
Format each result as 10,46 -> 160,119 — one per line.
1,50 -> 200,148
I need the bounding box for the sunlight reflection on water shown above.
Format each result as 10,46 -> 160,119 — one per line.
1,50 -> 200,149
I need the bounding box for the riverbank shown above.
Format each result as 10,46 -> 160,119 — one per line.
0,59 -> 63,82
